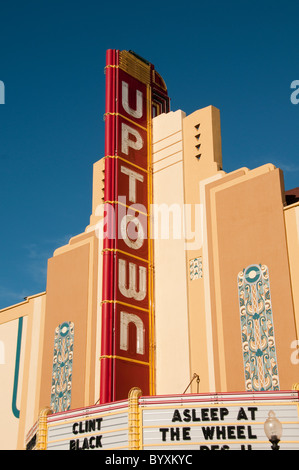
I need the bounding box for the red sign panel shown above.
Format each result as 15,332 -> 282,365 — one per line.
100,49 -> 169,403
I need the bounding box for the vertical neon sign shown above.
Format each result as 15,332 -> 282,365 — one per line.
100,50 -> 169,403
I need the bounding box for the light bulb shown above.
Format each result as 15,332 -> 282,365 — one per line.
264,410 -> 283,441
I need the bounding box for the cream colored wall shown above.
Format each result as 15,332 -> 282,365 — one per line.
182,106 -> 223,393
87,157 -> 105,230
18,294 -> 46,449
0,316 -> 23,449
152,110 -> 191,395
0,293 -> 46,450
85,158 -> 105,403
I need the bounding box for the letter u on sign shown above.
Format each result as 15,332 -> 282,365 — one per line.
122,81 -> 143,118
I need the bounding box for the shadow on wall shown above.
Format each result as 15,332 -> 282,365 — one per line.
285,187 -> 299,206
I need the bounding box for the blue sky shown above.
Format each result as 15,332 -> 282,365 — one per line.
0,0 -> 298,309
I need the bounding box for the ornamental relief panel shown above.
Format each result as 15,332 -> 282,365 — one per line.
238,264 -> 279,392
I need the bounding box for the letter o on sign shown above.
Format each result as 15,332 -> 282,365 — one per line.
120,214 -> 144,250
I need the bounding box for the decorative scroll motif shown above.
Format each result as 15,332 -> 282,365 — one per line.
238,264 -> 279,391
50,322 -> 74,413
190,257 -> 203,281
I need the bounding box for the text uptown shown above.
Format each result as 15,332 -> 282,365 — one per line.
100,50 -> 157,402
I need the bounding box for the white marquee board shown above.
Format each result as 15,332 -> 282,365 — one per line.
46,401 -> 129,450
140,392 -> 299,450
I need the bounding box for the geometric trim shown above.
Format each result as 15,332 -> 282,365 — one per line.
238,264 -> 279,391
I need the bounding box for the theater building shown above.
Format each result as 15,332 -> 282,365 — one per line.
1,50 -> 299,450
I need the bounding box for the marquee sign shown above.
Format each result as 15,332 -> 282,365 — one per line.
100,50 -> 170,404
140,391 -> 299,450
26,390 -> 299,450
45,400 -> 129,450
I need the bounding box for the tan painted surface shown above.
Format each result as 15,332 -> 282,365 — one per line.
284,203 -> 299,342
207,166 -> 299,391
38,232 -> 99,412
182,106 -> 223,393
201,169 -> 248,392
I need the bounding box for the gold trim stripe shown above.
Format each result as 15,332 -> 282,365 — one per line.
119,51 -> 151,85
102,248 -> 150,264
36,407 -> 52,450
146,84 -> 155,396
101,299 -> 149,313
128,388 -> 142,450
104,155 -> 149,174
104,112 -> 148,132
104,200 -> 149,217
105,51 -> 151,86
100,355 -> 150,366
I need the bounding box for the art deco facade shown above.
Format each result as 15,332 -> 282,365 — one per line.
1,51 -> 299,450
